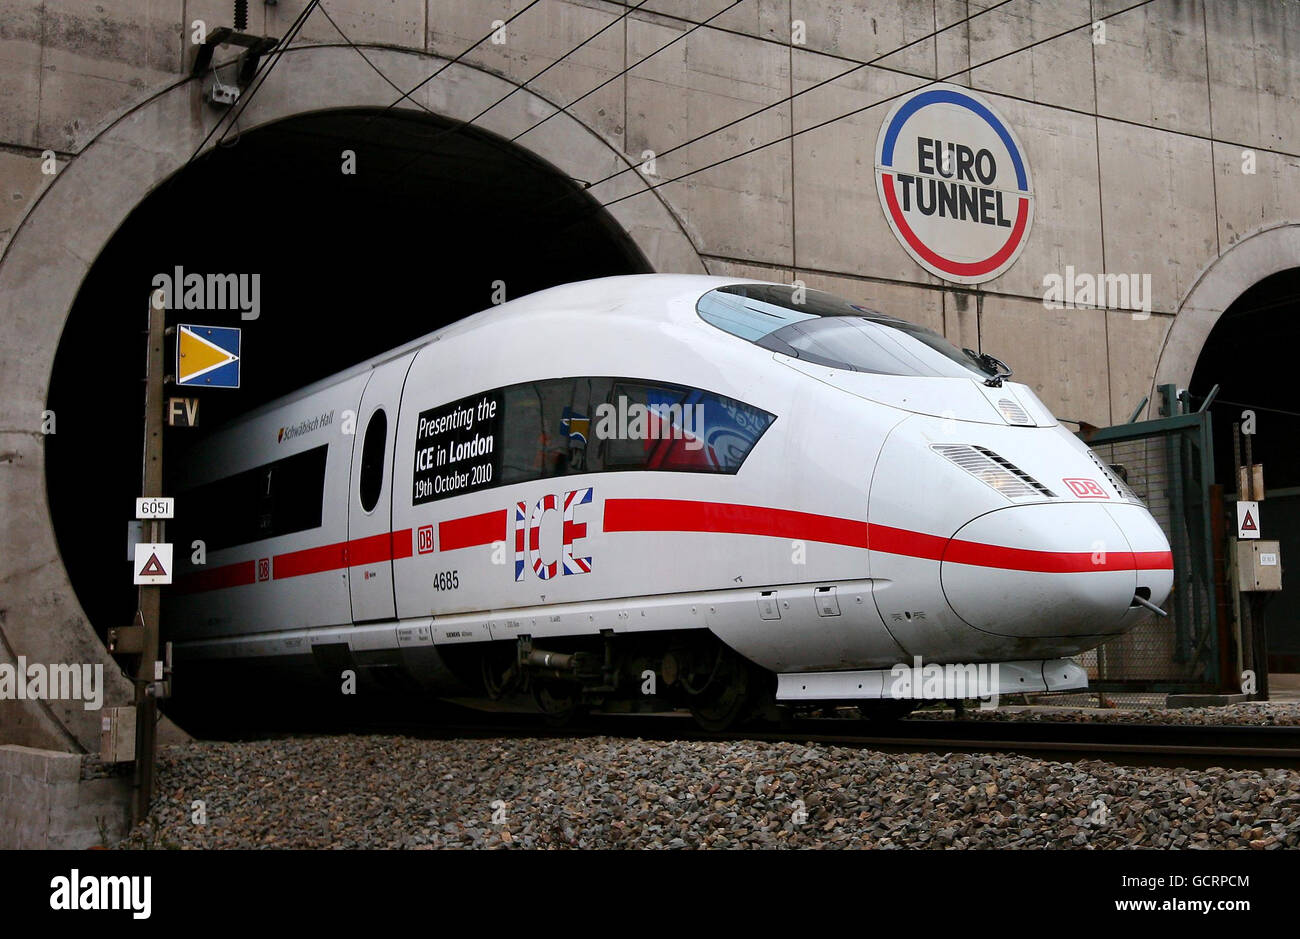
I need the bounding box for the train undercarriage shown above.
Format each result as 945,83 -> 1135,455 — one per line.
168,627 -> 928,733
444,630 -> 782,731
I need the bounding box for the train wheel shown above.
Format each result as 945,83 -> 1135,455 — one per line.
533,682 -> 584,728
687,651 -> 752,732
856,699 -> 917,722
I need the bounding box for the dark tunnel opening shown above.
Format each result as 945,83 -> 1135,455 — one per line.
1189,266 -> 1300,666
1190,268 -> 1300,491
45,108 -> 652,644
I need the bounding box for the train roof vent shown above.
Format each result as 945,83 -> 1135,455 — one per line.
996,397 -> 1033,425
933,445 -> 1057,500
1087,450 -> 1144,505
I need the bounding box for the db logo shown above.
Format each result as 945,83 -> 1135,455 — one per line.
1064,478 -> 1109,499
257,558 -> 271,581
417,525 -> 435,554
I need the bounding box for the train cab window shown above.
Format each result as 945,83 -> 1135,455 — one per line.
358,409 -> 387,513
603,382 -> 774,474
698,283 -> 1003,381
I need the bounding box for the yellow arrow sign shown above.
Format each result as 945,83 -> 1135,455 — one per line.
177,325 -> 239,385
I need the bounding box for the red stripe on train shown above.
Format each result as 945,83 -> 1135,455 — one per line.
439,510 -> 507,551
274,529 -> 414,579
603,498 -> 869,548
174,559 -> 257,593
605,499 -> 1174,574
179,499 -> 1172,592
868,524 -> 1173,573
942,539 -> 1173,573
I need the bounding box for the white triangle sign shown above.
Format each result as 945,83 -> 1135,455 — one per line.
1237,501 -> 1260,540
133,542 -> 173,584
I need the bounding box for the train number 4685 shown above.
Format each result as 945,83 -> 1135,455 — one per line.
514,487 -> 594,582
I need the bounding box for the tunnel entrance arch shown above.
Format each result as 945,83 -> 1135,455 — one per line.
48,106 -> 655,693
0,45 -> 702,753
1187,266 -> 1300,672
1155,225 -> 1300,674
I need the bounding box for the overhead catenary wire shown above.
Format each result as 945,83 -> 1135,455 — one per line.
505,0 -> 751,145
168,0 -> 547,215
183,0 -> 321,169
309,0 -> 748,195
508,0 -> 1016,154
200,0 -> 547,165
315,0 -> 654,150
323,0 -> 1019,205
483,0 -> 1051,224
195,0 -> 1161,263
139,0 -> 323,263
591,0 -> 1164,212
1194,398 -> 1300,421
369,0 -> 548,119
319,0 -> 1012,174
354,0 -> 752,191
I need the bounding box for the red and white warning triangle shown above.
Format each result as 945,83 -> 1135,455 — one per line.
138,552 -> 167,577
133,542 -> 173,584
1241,509 -> 1258,532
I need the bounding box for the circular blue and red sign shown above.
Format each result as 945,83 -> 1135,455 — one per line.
875,84 -> 1034,284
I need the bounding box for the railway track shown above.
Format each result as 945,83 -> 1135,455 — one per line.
194,704 -> 1300,770
735,717 -> 1300,770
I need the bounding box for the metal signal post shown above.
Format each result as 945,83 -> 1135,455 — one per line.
132,292 -> 166,825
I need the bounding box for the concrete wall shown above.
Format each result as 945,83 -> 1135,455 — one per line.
0,745 -> 132,849
1,0 -> 1299,756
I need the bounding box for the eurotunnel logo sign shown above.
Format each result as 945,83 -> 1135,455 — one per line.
875,84 -> 1034,285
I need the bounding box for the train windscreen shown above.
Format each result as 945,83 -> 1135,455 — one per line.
698,283 -> 1002,381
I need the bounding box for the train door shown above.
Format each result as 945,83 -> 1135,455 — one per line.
347,352 -> 416,622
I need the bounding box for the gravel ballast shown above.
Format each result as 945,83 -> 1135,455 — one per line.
119,733 -> 1300,849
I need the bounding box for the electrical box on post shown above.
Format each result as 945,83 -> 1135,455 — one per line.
100,706 -> 136,763
1236,540 -> 1282,592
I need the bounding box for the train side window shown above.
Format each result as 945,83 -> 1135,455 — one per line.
436,376 -> 771,494
602,382 -> 774,473
501,378 -> 609,484
552,377 -> 607,476
177,445 -> 327,551
358,409 -> 387,513
501,385 -> 547,485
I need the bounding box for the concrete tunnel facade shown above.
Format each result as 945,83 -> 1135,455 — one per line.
0,39 -> 701,755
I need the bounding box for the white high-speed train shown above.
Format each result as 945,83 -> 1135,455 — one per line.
166,275 -> 1172,727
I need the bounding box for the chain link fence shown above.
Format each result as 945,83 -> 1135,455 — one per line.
1076,415 -> 1220,694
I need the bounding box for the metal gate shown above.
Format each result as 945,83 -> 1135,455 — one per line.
1074,388 -> 1221,693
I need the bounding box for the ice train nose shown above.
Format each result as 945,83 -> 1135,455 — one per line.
940,502 -> 1174,638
